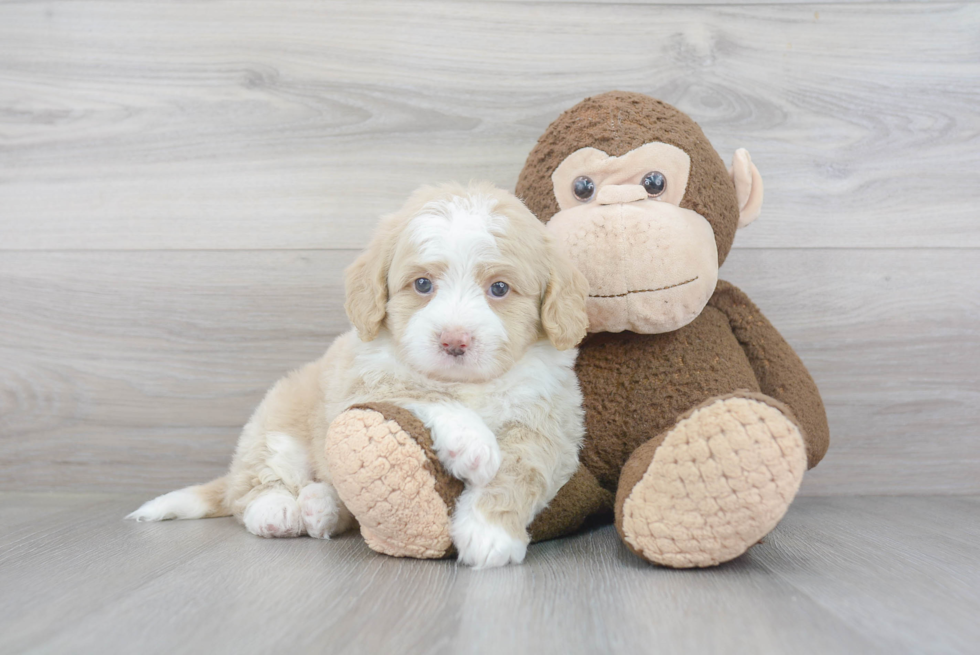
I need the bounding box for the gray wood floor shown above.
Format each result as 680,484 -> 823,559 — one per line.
1,493 -> 977,655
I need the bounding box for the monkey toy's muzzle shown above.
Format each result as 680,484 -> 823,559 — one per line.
546,192 -> 719,334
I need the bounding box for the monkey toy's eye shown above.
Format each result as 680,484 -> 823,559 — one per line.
641,171 -> 667,197
572,176 -> 595,202
414,277 -> 433,294
488,281 -> 510,298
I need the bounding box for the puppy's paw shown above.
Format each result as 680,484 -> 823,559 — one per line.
434,417 -> 501,487
298,482 -> 354,539
447,440 -> 501,488
451,502 -> 527,569
243,490 -> 303,538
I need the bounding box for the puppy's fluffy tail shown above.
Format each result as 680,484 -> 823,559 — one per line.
126,476 -> 231,522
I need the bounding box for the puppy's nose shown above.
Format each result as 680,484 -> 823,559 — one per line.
439,329 -> 471,357
596,184 -> 647,205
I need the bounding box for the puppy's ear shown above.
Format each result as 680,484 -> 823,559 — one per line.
344,224 -> 393,341
541,241 -> 590,350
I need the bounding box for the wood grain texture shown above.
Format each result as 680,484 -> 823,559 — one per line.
1,248 -> 977,494
1,1 -> 978,250
0,494 -> 976,654
1,1 -> 978,496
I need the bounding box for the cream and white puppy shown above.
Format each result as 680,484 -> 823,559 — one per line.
128,182 -> 590,568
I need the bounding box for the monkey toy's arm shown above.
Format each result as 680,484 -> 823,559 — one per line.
709,280 -> 830,468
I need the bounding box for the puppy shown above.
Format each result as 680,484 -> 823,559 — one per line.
128,182 -> 589,568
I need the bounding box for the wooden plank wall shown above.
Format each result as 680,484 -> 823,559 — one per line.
1,1 -> 978,494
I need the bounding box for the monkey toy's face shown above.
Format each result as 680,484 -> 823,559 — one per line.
517,92 -> 764,335
547,142 -> 719,334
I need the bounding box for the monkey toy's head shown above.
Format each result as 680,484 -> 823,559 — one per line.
516,91 -> 763,334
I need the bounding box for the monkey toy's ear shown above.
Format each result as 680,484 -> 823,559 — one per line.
729,148 -> 764,228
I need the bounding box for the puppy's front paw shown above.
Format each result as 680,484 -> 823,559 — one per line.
447,439 -> 501,488
243,490 -> 303,538
435,418 -> 501,487
298,482 -> 354,539
451,503 -> 527,569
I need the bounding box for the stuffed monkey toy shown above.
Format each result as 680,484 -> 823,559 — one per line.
324,91 -> 829,567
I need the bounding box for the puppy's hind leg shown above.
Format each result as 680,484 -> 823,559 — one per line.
298,482 -> 355,539
240,484 -> 304,538
235,432 -> 312,539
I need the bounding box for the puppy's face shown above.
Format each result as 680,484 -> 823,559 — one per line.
385,194 -> 534,382
345,183 -> 589,383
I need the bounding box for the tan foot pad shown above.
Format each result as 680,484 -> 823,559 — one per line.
324,405 -> 459,559
619,395 -> 807,568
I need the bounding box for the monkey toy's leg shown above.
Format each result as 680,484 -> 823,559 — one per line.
323,403 -> 458,558
614,391 -> 807,568
323,403 -> 612,560
613,280 -> 830,568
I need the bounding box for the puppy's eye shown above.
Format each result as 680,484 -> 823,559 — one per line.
488,281 -> 510,298
641,171 -> 667,197
572,176 -> 595,202
414,277 -> 433,294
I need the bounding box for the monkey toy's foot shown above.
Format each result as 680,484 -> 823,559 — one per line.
324,403 -> 460,559
615,392 -> 807,568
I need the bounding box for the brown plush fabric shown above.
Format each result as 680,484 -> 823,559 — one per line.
706,283 -> 830,467
574,283 -> 828,490
574,306 -> 762,490
515,91 -> 741,266
528,465 -> 615,542
350,403 -> 464,516
512,92 -> 827,566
